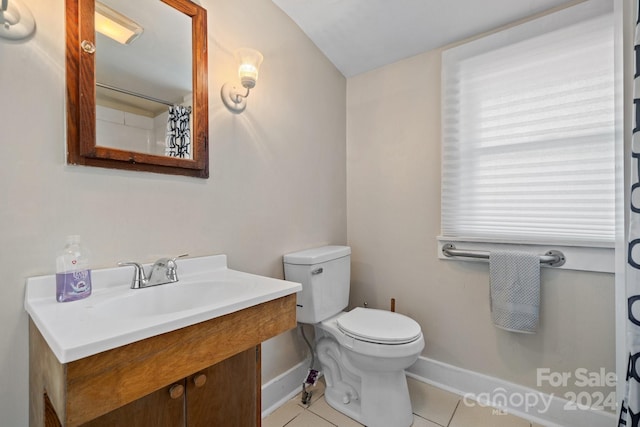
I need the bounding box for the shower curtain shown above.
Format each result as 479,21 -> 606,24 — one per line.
619,1 -> 640,424
165,105 -> 191,158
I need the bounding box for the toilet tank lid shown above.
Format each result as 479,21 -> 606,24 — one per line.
284,246 -> 351,265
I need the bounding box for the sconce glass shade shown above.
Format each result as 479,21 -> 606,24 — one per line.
236,48 -> 264,89
95,1 -> 143,45
221,48 -> 264,114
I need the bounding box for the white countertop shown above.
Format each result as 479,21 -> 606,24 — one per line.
25,254 -> 301,364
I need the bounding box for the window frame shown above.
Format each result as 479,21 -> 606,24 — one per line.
438,0 -> 619,273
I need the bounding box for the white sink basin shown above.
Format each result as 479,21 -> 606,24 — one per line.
25,255 -> 301,363
94,279 -> 250,318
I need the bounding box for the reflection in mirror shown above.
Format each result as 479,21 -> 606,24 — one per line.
94,0 -> 193,158
65,0 -> 209,178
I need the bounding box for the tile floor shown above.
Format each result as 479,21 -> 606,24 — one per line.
263,377 -> 546,427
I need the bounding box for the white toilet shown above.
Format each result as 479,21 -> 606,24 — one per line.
284,246 -> 424,427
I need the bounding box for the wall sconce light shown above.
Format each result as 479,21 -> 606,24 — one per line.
221,48 -> 264,114
95,1 -> 143,45
0,0 -> 36,41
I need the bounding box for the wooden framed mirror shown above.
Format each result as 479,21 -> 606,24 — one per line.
66,0 -> 209,178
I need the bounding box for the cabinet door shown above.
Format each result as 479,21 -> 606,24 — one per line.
81,380 -> 186,427
186,346 -> 260,427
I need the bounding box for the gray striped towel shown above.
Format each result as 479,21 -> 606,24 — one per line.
489,251 -> 540,333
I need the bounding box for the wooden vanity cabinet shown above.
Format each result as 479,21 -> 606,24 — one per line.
78,380 -> 187,427
186,347 -> 259,426
30,294 -> 295,427
81,347 -> 259,427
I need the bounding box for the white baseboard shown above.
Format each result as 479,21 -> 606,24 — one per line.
261,361 -> 309,418
261,356 -> 617,427
407,356 -> 617,427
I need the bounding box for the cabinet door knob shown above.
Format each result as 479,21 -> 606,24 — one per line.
193,373 -> 207,388
169,383 -> 184,399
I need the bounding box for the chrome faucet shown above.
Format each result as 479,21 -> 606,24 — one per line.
118,254 -> 188,289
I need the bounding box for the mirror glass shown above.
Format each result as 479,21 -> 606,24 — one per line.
94,0 -> 193,158
66,0 -> 209,178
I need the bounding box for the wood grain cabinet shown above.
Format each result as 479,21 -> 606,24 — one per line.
82,347 -> 259,427
29,294 -> 296,427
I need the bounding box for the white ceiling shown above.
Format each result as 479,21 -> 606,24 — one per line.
272,0 -> 575,77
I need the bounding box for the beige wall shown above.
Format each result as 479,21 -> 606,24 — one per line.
346,49 -> 615,396
1,0 -> 623,424
0,0 -> 346,425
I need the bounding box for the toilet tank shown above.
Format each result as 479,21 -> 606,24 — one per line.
283,246 -> 351,324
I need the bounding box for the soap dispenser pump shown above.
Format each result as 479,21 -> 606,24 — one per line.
56,235 -> 92,302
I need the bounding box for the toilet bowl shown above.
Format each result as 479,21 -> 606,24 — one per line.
283,246 -> 424,427
316,309 -> 424,427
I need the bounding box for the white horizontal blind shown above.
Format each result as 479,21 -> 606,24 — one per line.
441,7 -> 615,245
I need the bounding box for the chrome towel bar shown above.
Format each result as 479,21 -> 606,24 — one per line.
442,244 -> 566,267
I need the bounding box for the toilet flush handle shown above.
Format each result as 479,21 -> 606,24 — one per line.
311,267 -> 323,275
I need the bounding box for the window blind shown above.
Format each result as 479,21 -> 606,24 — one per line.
441,6 -> 615,245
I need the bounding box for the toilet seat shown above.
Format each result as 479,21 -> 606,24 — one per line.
337,307 -> 422,345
